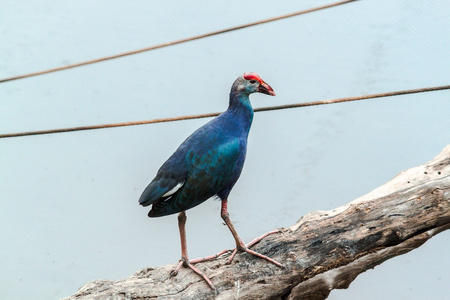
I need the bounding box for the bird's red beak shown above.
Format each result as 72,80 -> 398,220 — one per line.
258,81 -> 276,96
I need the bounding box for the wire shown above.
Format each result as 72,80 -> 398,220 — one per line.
0,0 -> 359,84
1,84 -> 448,139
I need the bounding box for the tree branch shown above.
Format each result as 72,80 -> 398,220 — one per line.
63,145 -> 450,300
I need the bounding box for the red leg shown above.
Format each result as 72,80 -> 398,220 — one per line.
221,199 -> 284,268
170,211 -> 216,291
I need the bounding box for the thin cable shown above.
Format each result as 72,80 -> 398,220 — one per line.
0,0 -> 359,84
254,84 -> 450,112
1,84 -> 448,139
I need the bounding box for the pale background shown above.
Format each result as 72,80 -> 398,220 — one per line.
1,1 -> 449,299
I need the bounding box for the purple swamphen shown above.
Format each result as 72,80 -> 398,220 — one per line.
139,73 -> 282,290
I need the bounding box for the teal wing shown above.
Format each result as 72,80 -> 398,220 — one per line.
148,138 -> 244,216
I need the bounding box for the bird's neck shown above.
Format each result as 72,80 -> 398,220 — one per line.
227,92 -> 254,133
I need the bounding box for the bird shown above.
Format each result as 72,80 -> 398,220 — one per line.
139,72 -> 282,290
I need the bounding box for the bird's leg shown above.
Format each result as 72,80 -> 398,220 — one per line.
178,211 -> 189,266
170,211 -> 216,291
221,199 -> 284,268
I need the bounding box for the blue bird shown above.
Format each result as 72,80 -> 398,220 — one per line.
139,73 -> 281,290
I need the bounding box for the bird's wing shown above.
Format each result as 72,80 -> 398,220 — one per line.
138,175 -> 185,207
150,138 -> 243,216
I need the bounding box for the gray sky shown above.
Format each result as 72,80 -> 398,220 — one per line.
1,1 -> 449,299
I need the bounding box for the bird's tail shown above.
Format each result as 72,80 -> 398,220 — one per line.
147,199 -> 181,217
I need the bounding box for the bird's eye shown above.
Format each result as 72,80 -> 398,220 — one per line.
250,80 -> 257,84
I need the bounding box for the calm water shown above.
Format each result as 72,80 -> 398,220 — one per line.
1,1 -> 449,299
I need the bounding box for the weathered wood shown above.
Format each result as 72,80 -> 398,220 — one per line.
63,145 -> 450,300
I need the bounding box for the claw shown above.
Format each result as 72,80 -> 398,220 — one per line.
170,260 -> 183,277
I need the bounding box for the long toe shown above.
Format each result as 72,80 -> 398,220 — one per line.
170,259 -> 217,291
226,229 -> 284,267
245,248 -> 284,268
186,262 -> 217,291
170,260 -> 184,277
189,249 -> 231,264
246,229 -> 282,248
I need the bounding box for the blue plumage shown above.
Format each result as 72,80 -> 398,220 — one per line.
138,73 -> 278,290
139,77 -> 255,217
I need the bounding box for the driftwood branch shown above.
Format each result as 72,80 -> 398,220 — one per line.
64,145 -> 450,300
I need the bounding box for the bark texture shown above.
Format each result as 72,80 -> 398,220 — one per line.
63,145 -> 450,300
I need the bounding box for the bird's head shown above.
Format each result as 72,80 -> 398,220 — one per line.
233,72 -> 276,96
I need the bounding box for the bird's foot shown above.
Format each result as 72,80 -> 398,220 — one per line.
227,229 -> 284,268
170,258 -> 217,292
